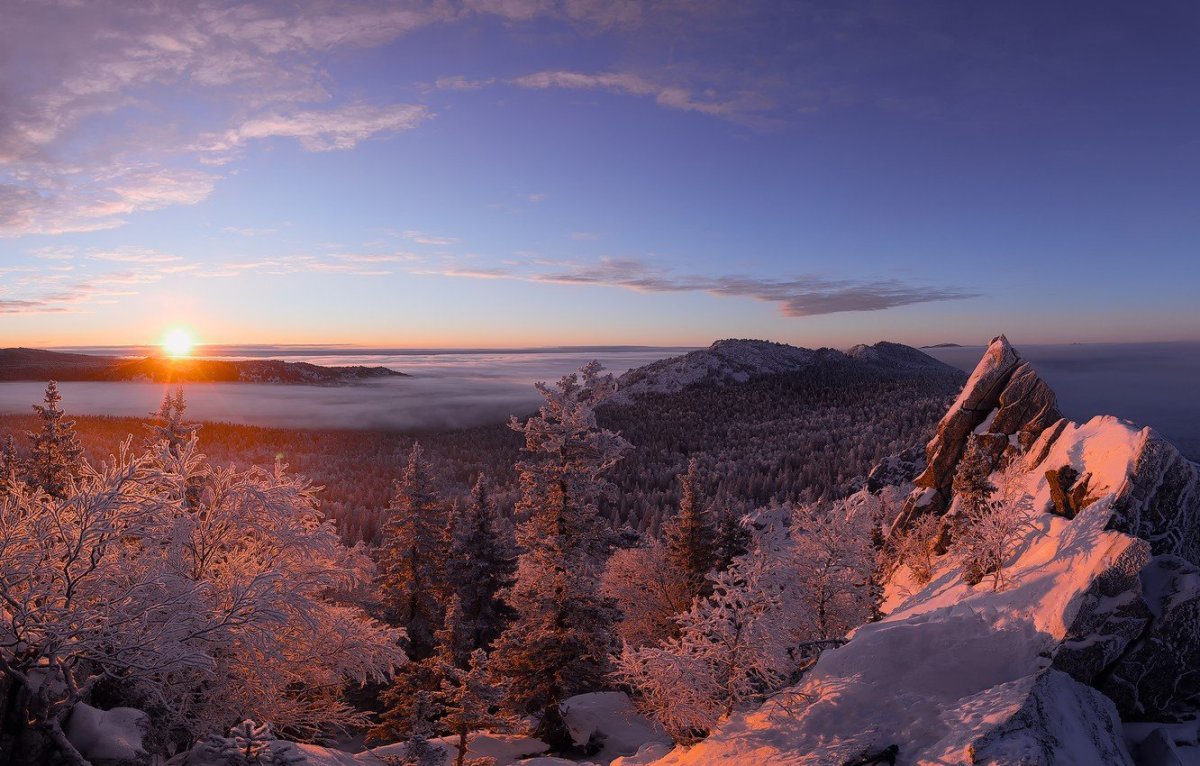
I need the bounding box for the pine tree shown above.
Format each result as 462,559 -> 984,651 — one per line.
489,362 -> 631,752
378,442 -> 449,659
147,387 -> 205,508
148,386 -> 200,456
663,458 -> 717,601
433,596 -> 507,766
952,434 -> 996,517
950,435 -> 997,584
0,433 -> 17,497
712,504 -> 750,573
26,381 -> 84,498
447,474 -> 516,651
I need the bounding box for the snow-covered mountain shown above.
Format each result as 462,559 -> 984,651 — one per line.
645,335 -> 1200,765
610,339 -> 958,405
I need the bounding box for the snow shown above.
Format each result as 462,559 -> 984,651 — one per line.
563,692 -> 672,762
217,693 -> 662,766
66,703 -> 149,763
643,414 -> 1152,764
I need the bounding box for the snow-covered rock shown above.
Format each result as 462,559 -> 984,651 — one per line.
562,692 -> 672,762
893,334 -> 1062,528
642,338 -> 1200,765
66,703 -> 151,765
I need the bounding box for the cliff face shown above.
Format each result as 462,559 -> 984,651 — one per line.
651,337 -> 1200,765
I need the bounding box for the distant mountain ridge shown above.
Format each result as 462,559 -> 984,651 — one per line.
611,338 -> 961,404
0,348 -> 406,385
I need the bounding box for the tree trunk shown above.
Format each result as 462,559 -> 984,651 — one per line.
44,716 -> 93,766
537,698 -> 574,753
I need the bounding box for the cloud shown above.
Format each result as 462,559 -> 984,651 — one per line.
197,103 -> 430,158
434,75 -> 496,91
427,256 -> 978,317
402,230 -> 460,246
87,248 -> 182,264
512,70 -> 776,126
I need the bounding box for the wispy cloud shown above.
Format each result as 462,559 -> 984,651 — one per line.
423,256 -> 978,317
434,75 -> 496,91
402,230 -> 460,246
196,103 -> 430,159
512,70 -> 777,126
88,248 -> 182,264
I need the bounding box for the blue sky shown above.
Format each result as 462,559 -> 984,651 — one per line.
1,1 -> 1198,348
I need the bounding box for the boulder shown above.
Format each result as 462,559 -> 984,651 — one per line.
968,670 -> 1132,765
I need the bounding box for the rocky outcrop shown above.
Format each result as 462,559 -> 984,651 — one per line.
968,670 -> 1132,765
890,334 -> 1062,534
850,445 -> 926,494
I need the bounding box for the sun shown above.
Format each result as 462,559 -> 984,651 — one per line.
162,328 -> 197,358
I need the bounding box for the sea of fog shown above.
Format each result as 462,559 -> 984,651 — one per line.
1,343 -> 1197,460
0,349 -> 689,433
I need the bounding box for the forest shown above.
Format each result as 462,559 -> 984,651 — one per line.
0,360 -> 974,766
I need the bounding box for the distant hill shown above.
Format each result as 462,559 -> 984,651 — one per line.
921,342 -> 964,348
0,348 -> 405,385
611,338 -> 961,404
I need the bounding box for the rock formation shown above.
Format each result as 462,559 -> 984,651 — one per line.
889,334 -> 1061,535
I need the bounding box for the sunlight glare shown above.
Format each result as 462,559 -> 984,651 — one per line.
162,328 -> 196,358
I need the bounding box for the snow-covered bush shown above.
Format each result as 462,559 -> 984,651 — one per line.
951,464 -> 1037,591
0,434 -> 406,764
616,498 -> 878,741
892,512 -> 942,586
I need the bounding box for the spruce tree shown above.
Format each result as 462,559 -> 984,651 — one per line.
663,458 -> 717,601
447,474 -> 516,651
378,442 -> 449,659
713,504 -> 750,573
0,433 -> 17,497
951,434 -> 998,584
489,362 -> 631,751
953,435 -> 996,517
148,386 -> 200,456
26,381 -> 83,498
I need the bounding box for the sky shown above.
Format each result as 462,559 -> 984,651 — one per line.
1,0 -> 1198,349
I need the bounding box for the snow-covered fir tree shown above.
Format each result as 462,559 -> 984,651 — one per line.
447,473 -> 516,651
712,503 -> 751,572
148,386 -> 201,455
950,434 -> 999,584
378,441 -> 450,659
25,381 -> 84,498
952,434 -> 996,516
663,457 -> 718,602
434,598 -> 507,766
488,361 -> 631,751
0,433 -> 16,497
